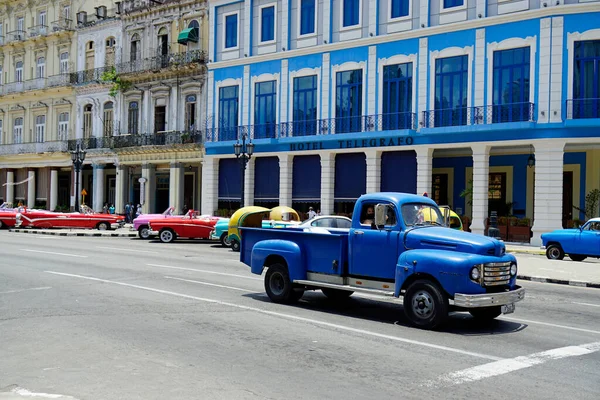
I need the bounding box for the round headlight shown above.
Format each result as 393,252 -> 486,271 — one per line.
470,266 -> 480,281
510,263 -> 517,276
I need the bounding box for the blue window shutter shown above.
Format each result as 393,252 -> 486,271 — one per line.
218,159 -> 241,199
382,63 -> 413,130
293,75 -> 318,136
572,40 -> 600,119
343,0 -> 359,27
335,69 -> 363,133
254,157 -> 280,200
254,80 -> 277,139
261,6 -> 275,42
218,85 -> 239,141
334,153 -> 366,200
300,0 -> 315,35
292,155 -> 321,200
225,14 -> 238,48
380,151 -> 417,193
434,55 -> 468,127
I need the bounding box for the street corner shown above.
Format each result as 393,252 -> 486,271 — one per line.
0,385 -> 79,400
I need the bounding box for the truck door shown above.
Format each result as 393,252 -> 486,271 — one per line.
349,202 -> 400,280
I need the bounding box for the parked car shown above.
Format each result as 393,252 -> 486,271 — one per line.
148,211 -> 220,243
297,215 -> 352,230
542,218 -> 600,261
133,207 -> 175,239
210,218 -> 231,247
0,205 -> 125,230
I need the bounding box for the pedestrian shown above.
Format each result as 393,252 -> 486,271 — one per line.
317,209 -> 321,216
422,192 -> 428,197
129,203 -> 135,222
102,203 -> 108,214
136,204 -> 142,217
109,204 -> 115,214
124,203 -> 131,223
182,204 -> 189,215
308,207 -> 317,220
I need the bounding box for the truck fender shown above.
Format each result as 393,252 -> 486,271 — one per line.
251,239 -> 306,281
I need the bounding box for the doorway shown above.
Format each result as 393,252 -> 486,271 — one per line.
184,173 -> 195,211
154,106 -> 166,132
563,171 -> 573,228
432,173 -> 449,206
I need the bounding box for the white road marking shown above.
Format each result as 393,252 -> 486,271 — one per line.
0,286 -> 52,295
572,302 -> 600,308
44,270 -> 501,361
164,276 -> 254,292
501,316 -> 600,335
8,386 -> 77,399
146,263 -> 262,281
19,249 -> 87,258
96,246 -> 158,254
425,341 -> 600,387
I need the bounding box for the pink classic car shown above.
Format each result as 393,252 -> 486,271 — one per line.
133,207 -> 175,239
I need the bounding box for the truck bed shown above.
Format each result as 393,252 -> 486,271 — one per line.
240,227 -> 349,276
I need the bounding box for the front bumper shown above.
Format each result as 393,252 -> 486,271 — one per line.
453,286 -> 525,308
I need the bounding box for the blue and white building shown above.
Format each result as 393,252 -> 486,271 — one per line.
202,0 -> 600,245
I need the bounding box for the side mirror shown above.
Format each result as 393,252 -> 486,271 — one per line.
374,204 -> 390,229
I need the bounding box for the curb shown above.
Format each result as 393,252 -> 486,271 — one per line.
8,228 -> 137,238
506,248 -> 546,256
518,274 -> 600,289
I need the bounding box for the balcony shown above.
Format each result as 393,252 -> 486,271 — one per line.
116,50 -> 207,75
6,30 -> 27,43
567,98 -> 600,119
4,82 -> 24,94
68,137 -> 114,151
47,73 -> 72,88
422,103 -> 535,128
112,130 -> 203,149
29,25 -> 48,38
51,18 -> 73,32
205,112 -> 418,142
70,66 -> 112,85
24,78 -> 47,91
120,0 -> 179,14
0,140 -> 68,156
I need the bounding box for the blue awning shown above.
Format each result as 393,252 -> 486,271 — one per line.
254,157 -> 280,200
335,153 -> 366,200
381,151 -> 417,193
218,158 -> 241,199
292,155 -> 321,200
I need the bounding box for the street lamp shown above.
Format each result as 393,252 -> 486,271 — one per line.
71,143 -> 86,212
234,132 -> 254,207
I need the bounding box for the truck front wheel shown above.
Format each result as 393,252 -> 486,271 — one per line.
321,288 -> 354,301
469,306 -> 502,321
265,263 -> 303,304
403,280 -> 448,330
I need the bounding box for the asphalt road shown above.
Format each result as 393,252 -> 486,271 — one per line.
0,231 -> 599,400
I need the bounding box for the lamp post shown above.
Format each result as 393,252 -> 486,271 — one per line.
233,132 -> 254,207
71,143 -> 86,212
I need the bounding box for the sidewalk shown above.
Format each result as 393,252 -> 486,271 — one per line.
505,243 -> 545,256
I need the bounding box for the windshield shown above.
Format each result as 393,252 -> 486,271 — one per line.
401,203 -> 444,227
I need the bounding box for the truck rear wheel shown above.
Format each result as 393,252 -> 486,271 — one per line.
231,238 -> 240,252
403,280 -> 448,330
469,306 -> 502,321
265,263 -> 303,304
569,254 -> 587,262
321,288 -> 354,301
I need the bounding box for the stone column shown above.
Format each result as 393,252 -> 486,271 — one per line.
92,164 -> 105,212
365,149 -> 381,194
50,169 -> 58,211
531,141 -> 566,246
142,163 -> 156,214
169,162 -> 184,214
170,85 -> 179,131
320,152 -> 335,215
416,147 -> 433,196
6,170 -> 14,204
244,157 -> 255,207
279,154 -> 293,207
201,157 -> 219,216
115,164 -> 127,214
27,170 -> 35,208
470,144 -> 491,236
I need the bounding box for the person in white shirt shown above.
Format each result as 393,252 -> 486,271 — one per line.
308,207 -> 317,220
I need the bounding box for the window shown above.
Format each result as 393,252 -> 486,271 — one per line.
103,102 -> 114,136
35,115 -> 45,143
335,69 -> 363,133
38,10 -> 47,26
128,101 -> 139,134
83,104 -> 93,138
218,85 -> 239,141
0,65 -> 3,85
492,47 -> 531,123
13,117 -> 23,144
225,14 -> 238,49
382,63 -> 413,129
130,34 -> 140,62
254,80 -> 277,139
15,61 -> 23,82
185,95 -> 197,131
391,0 -> 409,19
36,57 -> 45,78
63,4 -> 70,20
342,0 -> 360,27
300,0 -> 315,35
105,37 -> 116,66
157,27 -> 168,58
260,5 -> 275,43
0,120 -> 3,144
59,52 -> 69,74
434,55 -> 468,127
293,75 -> 318,136
573,40 -> 600,119
16,17 -> 24,32
488,173 -> 507,216
58,112 -> 69,140
443,0 -> 464,8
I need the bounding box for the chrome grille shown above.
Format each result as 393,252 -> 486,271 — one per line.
482,262 -> 511,286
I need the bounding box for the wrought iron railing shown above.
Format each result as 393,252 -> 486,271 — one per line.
0,140 -> 68,155
47,73 -> 72,88
567,98 -> 600,119
29,24 -> 48,38
116,50 -> 207,75
6,30 -> 26,43
51,18 -> 73,32
70,66 -> 112,85
68,137 -> 114,151
112,130 -> 203,148
422,103 -> 535,128
4,82 -> 24,94
24,78 -> 47,91
120,0 -> 180,13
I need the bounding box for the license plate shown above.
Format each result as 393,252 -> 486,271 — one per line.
501,303 -> 515,314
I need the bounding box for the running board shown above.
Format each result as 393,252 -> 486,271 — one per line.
293,280 -> 395,297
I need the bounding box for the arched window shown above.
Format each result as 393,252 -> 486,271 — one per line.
105,37 -> 116,67
35,115 -> 46,143
58,112 -> 69,140
36,57 -> 45,78
59,52 -> 69,74
15,61 -> 23,82
13,117 -> 23,144
103,102 -> 114,136
85,41 -> 95,70
130,33 -> 140,62
128,101 -> 139,134
185,94 -> 197,131
83,104 -> 93,138
157,27 -> 169,57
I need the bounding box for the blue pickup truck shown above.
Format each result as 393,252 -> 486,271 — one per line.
240,193 -> 525,330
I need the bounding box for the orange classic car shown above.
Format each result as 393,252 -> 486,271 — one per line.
148,211 -> 221,243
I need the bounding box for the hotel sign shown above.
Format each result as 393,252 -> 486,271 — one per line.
289,136 -> 415,151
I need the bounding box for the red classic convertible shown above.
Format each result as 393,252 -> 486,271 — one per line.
0,205 -> 125,230
148,211 -> 220,243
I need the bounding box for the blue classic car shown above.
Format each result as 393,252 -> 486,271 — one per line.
541,218 -> 600,261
